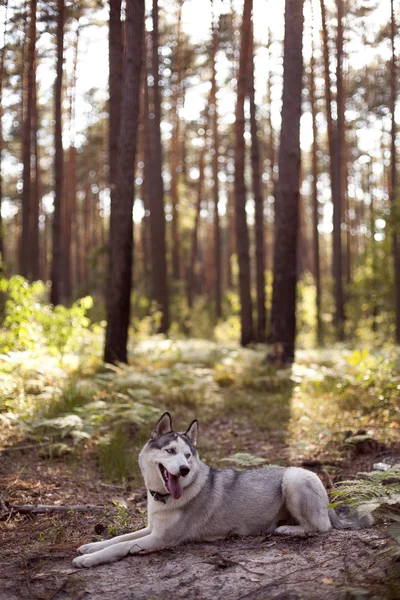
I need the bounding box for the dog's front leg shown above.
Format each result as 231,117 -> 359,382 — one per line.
77,526 -> 152,555
73,533 -> 166,568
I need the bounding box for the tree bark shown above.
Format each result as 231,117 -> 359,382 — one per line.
21,0 -> 37,280
170,0 -> 183,281
109,0 -> 123,193
51,0 -> 64,305
310,17 -> 322,346
333,0 -> 345,339
270,0 -> 304,363
210,15 -> 222,319
31,71 -> 40,280
104,0 -> 144,363
249,21 -> 266,342
390,0 -> 400,343
148,0 -> 169,332
0,0 -> 8,262
234,0 -> 253,346
187,145 -> 206,310
320,0 -> 344,339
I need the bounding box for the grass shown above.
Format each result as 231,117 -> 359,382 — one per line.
1,336 -> 399,482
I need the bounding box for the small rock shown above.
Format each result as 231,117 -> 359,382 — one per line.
373,462 -> 390,471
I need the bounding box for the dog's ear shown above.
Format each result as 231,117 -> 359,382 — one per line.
151,412 -> 173,439
185,419 -> 198,446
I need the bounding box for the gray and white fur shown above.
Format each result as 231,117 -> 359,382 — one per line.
73,412 -> 346,568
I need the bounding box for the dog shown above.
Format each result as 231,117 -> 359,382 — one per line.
73,412 -> 347,568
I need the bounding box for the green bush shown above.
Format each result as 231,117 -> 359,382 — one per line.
0,275 -> 93,358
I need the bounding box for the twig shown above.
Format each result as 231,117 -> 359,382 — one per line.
0,442 -> 50,453
6,504 -> 110,514
47,579 -> 68,600
99,483 -> 126,491
236,560 -> 334,600
237,574 -> 332,599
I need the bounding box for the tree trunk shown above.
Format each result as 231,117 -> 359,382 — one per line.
390,0 -> 400,343
187,145 -> 206,310
51,0 -> 64,305
210,15 -> 222,319
333,0 -> 345,339
0,0 -> 8,262
234,0 -> 253,346
226,185 -> 235,289
148,0 -> 169,332
270,0 -> 304,364
109,0 -> 123,194
21,0 -> 37,280
249,20 -> 266,342
170,0 -> 183,281
104,0 -> 144,364
265,30 -> 275,275
30,70 -> 40,280
310,17 -> 322,346
320,0 -> 344,339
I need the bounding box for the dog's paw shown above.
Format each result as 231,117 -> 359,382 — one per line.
274,525 -> 307,536
73,554 -> 96,568
78,542 -> 104,554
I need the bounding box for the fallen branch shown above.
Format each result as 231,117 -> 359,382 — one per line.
0,442 -> 50,453
5,504 -> 109,514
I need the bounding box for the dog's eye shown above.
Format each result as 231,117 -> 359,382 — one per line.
165,448 -> 176,455
185,453 -> 191,459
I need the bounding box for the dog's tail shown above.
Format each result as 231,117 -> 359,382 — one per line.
329,508 -> 373,530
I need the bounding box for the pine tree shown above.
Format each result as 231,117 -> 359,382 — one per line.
270,0 -> 304,363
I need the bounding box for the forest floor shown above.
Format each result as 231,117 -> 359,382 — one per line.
1,338 -> 400,599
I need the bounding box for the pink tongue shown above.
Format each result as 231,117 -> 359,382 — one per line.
168,472 -> 183,499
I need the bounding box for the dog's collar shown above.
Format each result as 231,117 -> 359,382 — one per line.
149,489 -> 170,504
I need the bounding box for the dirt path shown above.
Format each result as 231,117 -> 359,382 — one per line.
0,528 -> 389,600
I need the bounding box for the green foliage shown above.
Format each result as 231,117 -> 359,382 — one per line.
346,234 -> 395,343
98,430 -> 138,482
0,276 -> 48,351
0,275 -> 93,359
332,465 -> 400,577
331,465 -> 400,522
106,502 -> 132,537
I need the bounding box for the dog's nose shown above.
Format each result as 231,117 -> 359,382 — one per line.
180,466 -> 190,477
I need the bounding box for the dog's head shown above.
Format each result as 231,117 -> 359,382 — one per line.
139,412 -> 199,500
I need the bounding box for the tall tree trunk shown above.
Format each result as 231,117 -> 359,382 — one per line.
210,14 -> 222,319
265,31 -> 275,275
390,0 -> 400,343
226,184 -> 235,289
235,0 -> 253,346
170,0 -> 183,281
0,0 -> 8,262
187,145 -> 206,310
333,0 -> 345,339
51,0 -> 64,305
104,0 -> 144,363
270,0 -> 304,364
249,21 -> 266,342
310,15 -> 322,346
148,0 -> 169,332
109,0 -> 123,193
320,0 -> 344,338
21,0 -> 36,280
30,71 -> 40,280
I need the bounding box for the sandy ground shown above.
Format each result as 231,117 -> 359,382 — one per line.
0,526 -> 391,600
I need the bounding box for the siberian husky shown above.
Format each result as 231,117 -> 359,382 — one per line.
73,412 -> 347,568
